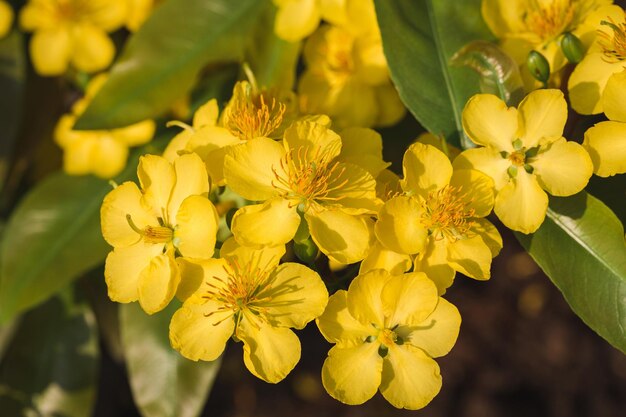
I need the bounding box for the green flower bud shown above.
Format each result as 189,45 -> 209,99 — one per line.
294,237 -> 319,264
561,32 -> 584,64
527,50 -> 550,84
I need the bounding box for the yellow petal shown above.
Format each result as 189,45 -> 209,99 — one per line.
472,218 -> 503,257
453,147 -> 510,190
462,94 -> 517,151
495,170 -> 548,234
449,169 -> 495,217
274,0 -> 321,42
30,28 -> 71,76
104,243 -> 163,303
532,138 -> 593,196
169,299 -> 234,361
381,273 -> 439,327
260,262 -> 328,329
413,239 -> 456,295
481,0 -> 524,37
138,250 -> 180,314
101,181 -> 156,248
380,344 -> 442,410
231,198 -> 300,247
583,121 -> 626,177
223,138 -> 285,201
174,196 -> 218,259
91,136 -> 129,178
193,99 -> 219,128
375,196 -> 427,255
87,0 -> 127,31
324,162 -> 379,213
306,209 -> 372,264
346,269 -> 391,327
321,343 -> 382,405
401,142 -> 452,197
175,257 -> 221,301
568,52 -> 622,115
603,69 -> 626,122
374,84 -> 407,128
239,318 -> 301,383
405,298 -> 461,358
359,241 -> 412,276
168,153 -> 210,221
283,120 -> 342,163
0,1 -> 13,38
447,234 -> 494,280
338,127 -> 389,177
162,129 -> 193,162
112,120 -> 156,147
137,154 -> 175,217
325,78 -> 379,129
70,24 -> 115,73
62,135 -> 97,175
316,290 -> 373,347
517,89 -> 567,148
220,237 -> 285,272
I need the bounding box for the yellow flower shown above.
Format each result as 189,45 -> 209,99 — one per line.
0,1 -> 13,38
455,89 -> 593,233
316,269 -> 461,409
19,0 -> 127,75
568,5 -> 626,114
126,0 -> 157,32
298,2 -> 405,129
272,0 -> 348,42
224,120 -> 381,264
101,153 -> 219,314
55,74 -> 156,178
163,81 -> 308,186
582,68 -> 626,176
368,143 -> 501,293
169,238 -> 328,383
482,0 -> 612,87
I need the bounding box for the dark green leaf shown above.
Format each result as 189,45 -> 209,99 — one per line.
517,192 -> 626,353
374,0 -> 494,148
120,302 -> 221,417
0,30 -> 25,190
0,136 -> 170,322
0,293 -> 99,417
75,0 -> 266,130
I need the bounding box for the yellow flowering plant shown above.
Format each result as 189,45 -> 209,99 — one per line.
1,0 -> 625,416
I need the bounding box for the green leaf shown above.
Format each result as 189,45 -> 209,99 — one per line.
120,302 -> 221,417
516,192 -> 626,353
374,0 -> 494,148
0,293 -> 99,417
0,30 -> 26,190
0,135 -> 170,322
75,0 -> 266,130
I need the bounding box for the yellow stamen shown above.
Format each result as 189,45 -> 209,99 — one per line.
421,185 -> 476,242
224,91 -> 286,141
508,151 -> 526,166
524,0 -> 576,41
378,328 -> 397,347
126,214 -> 173,244
598,16 -> 626,62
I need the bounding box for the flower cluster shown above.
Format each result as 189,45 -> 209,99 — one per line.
91,0 -> 623,412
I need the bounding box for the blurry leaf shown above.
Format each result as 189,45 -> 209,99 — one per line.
0,135 -> 170,322
375,0 -> 494,148
189,64 -> 239,114
450,40 -> 525,106
120,302 -> 221,417
517,192 -> 626,353
0,30 -> 26,190
75,0 -> 266,130
0,293 -> 99,417
246,5 -> 301,91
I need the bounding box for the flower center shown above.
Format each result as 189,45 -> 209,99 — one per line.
126,214 -> 174,244
271,146 -> 347,210
203,258 -> 274,327
421,186 -> 475,242
508,150 -> 526,166
55,0 -> 92,22
224,91 -> 286,141
378,328 -> 397,347
524,0 -> 576,41
598,16 -> 626,62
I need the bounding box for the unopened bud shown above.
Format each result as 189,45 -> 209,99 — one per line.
293,237 -> 319,265
561,32 -> 584,64
527,50 -> 550,84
